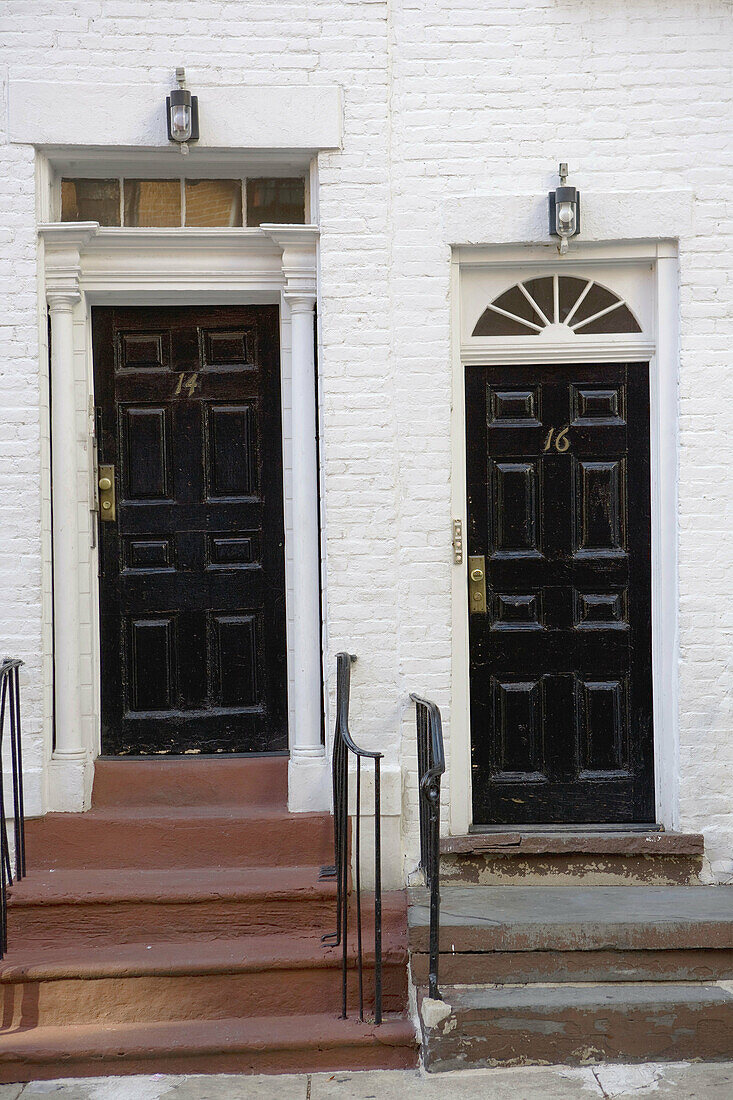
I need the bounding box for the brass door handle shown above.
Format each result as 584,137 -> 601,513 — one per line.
98,464 -> 116,522
470,567 -> 484,582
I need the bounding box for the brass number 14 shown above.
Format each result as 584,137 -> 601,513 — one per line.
543,425 -> 570,453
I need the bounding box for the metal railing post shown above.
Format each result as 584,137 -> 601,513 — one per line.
0,658 -> 26,959
410,693 -> 445,1002
323,653 -> 383,1024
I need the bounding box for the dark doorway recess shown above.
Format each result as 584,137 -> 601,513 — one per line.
93,306 -> 288,756
466,362 -> 654,826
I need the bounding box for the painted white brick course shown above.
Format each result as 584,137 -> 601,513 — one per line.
0,0 -> 730,877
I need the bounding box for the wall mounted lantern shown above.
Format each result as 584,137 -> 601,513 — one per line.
167,68 -> 199,155
549,163 -> 580,255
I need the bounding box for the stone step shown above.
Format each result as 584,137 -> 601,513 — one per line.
92,756 -> 289,809
408,885 -> 733,954
25,805 -> 334,870
417,982 -> 733,1070
440,831 -> 705,887
410,946 -> 733,985
0,933 -> 408,1027
7,866 -> 338,947
0,1012 -> 417,1083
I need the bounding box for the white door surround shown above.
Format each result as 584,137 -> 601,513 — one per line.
39,222 -> 329,814
449,240 -> 680,835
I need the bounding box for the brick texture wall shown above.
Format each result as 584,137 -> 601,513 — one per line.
0,0 -> 730,874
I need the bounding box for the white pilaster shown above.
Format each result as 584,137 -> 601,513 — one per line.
40,224 -> 98,810
263,226 -> 328,811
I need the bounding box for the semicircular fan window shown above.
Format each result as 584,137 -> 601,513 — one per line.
472,275 -> 642,337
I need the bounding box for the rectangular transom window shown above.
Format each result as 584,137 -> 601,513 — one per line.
59,177 -> 306,227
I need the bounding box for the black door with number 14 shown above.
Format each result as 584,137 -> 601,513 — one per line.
93,306 -> 287,756
466,362 -> 654,825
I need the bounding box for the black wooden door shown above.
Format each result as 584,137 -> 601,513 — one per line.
93,306 -> 287,755
466,363 -> 654,825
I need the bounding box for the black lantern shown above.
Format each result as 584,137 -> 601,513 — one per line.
166,68 -> 199,154
548,163 -> 580,254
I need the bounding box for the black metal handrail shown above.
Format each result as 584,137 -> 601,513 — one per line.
322,652 -> 383,1024
410,693 -> 445,1001
0,658 -> 26,959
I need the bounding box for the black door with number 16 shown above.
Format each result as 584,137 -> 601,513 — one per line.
466,362 -> 654,826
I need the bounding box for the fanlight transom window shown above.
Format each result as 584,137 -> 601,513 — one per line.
472,275 -> 642,337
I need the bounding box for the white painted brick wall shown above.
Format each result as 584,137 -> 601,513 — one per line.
0,0 -> 730,877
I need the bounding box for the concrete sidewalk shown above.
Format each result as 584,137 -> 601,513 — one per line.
1,1063 -> 733,1099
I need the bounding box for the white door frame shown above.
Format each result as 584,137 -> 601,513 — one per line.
38,222 -> 330,814
449,240 -> 680,835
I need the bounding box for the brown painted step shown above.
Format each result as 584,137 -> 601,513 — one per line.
418,983 -> 733,1070
0,1012 -> 417,1083
7,866 -> 338,947
0,934 -> 408,1027
92,757 -> 288,809
25,806 -> 334,870
411,947 -> 733,985
440,831 -> 705,887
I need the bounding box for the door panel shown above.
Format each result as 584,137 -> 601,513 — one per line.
466,362 -> 653,825
93,306 -> 288,756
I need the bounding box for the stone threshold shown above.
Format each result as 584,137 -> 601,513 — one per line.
440,830 -> 704,857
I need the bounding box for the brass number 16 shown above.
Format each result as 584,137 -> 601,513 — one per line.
543,425 -> 570,453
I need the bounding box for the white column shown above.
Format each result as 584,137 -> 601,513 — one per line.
47,290 -> 84,761
287,292 -> 324,763
40,224 -> 98,811
262,226 -> 328,811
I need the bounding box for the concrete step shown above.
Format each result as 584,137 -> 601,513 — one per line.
25,805 -> 334,870
440,831 -> 705,887
92,756 -> 289,809
7,866 -> 338,947
417,982 -> 733,1070
408,885 -> 733,954
0,1011 -> 417,1083
0,933 -> 408,1027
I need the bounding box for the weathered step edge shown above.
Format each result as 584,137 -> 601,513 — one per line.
440,831 -> 705,856
418,982 -> 733,1070
0,1013 -> 418,1083
410,947 -> 733,985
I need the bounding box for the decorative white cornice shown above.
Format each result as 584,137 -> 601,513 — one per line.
39,222 -> 99,303
37,224 -> 307,305
261,225 -> 319,302
461,336 -> 656,366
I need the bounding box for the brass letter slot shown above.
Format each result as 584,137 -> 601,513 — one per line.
468,554 -> 487,614
98,464 -> 116,522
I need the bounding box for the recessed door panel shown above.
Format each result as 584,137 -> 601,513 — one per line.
121,407 -> 171,500
491,461 -> 541,556
574,459 -> 626,555
494,678 -> 544,776
206,403 -> 257,499
466,361 -> 653,825
128,617 -> 175,712
94,306 -> 287,755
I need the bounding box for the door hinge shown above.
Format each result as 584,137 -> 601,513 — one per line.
452,519 -> 463,565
